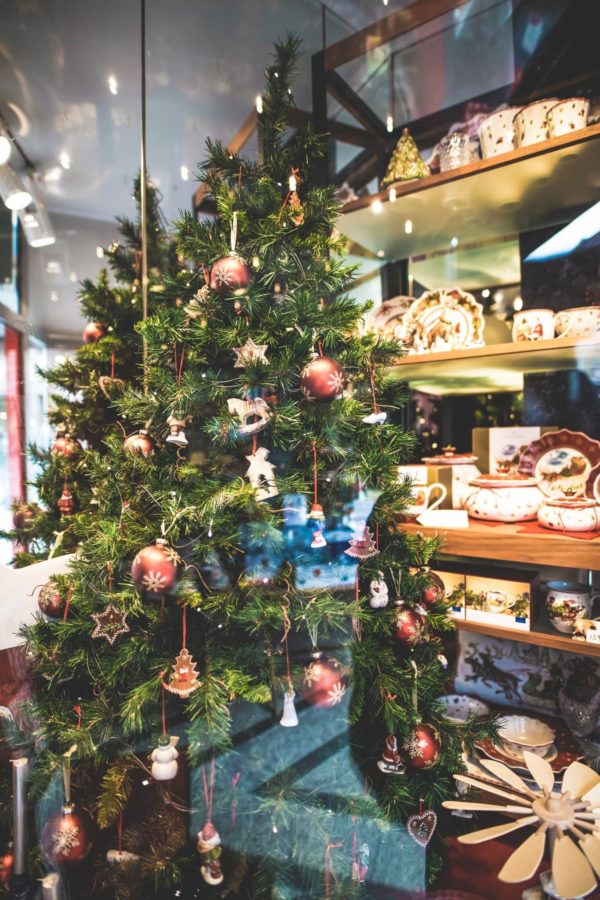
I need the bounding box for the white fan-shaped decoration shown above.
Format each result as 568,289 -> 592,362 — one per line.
444,751 -> 600,899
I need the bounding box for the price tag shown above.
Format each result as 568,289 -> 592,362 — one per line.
586,627 -> 600,645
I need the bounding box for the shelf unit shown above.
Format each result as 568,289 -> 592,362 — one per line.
390,335 -> 600,395
455,619 -> 600,658
339,125 -> 600,260
399,520 -> 600,569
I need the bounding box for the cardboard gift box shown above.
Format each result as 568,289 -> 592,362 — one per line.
465,566 -> 539,632
430,566 -> 466,620
397,464 -> 453,510
472,426 -> 556,476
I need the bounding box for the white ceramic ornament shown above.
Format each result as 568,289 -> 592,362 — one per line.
106,849 -> 140,864
369,573 -> 389,609
245,447 -> 278,501
280,689 -> 299,727
151,735 -> 179,781
227,397 -> 272,436
363,411 -> 387,425
311,530 -> 327,549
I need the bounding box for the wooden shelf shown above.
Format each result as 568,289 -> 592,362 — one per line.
455,618 -> 600,658
399,520 -> 600,569
339,125 -> 600,260
390,335 -> 600,395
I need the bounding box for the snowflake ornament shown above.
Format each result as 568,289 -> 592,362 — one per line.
233,338 -> 268,367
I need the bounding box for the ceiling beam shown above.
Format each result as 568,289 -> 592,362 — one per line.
326,71 -> 388,146
323,0 -> 470,72
287,107 -> 380,150
193,109 -> 258,212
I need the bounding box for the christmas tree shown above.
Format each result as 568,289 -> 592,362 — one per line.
3,178 -> 177,566
19,37 -> 494,898
381,127 -> 430,186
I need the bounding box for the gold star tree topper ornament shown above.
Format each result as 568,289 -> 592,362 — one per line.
233,337 -> 268,367
91,605 -> 130,645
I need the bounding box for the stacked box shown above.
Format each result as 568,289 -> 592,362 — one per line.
465,567 -> 539,632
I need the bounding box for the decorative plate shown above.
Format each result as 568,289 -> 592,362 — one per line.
438,694 -> 490,724
586,462 -> 600,502
518,428 -> 600,498
422,447 -> 479,466
366,295 -> 412,339
400,287 -> 485,354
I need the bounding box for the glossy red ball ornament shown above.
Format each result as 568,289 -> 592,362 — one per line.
51,435 -> 79,458
300,356 -> 346,402
41,804 -> 93,865
420,571 -> 445,607
38,582 -> 65,619
123,430 -> 155,458
301,653 -> 348,708
83,321 -> 105,344
131,538 -> 182,597
0,852 -> 13,886
402,723 -> 441,770
209,253 -> 251,297
394,608 -> 427,647
12,503 -> 38,530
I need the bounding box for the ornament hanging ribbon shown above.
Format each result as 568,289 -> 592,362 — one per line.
324,841 -> 343,898
173,343 -> 185,385
281,605 -> 293,691
202,754 -> 216,825
411,659 -> 419,721
230,211 -> 238,254
63,584 -> 73,623
231,771 -> 241,827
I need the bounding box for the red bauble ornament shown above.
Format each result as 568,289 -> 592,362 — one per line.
402,723 -> 441,769
301,653 -> 347,708
131,538 -> 182,597
123,430 -> 155,458
300,356 -> 346,402
38,582 -> 65,619
394,608 -> 427,647
51,435 -> 79,458
420,571 -> 445,607
83,321 -> 105,344
0,852 -> 13,886
58,487 -> 75,516
41,804 -> 94,865
210,253 -> 251,297
12,503 -> 38,530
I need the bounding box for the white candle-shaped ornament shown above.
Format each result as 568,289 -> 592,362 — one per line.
12,758 -> 27,874
41,872 -> 61,900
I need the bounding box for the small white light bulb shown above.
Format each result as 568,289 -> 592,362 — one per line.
108,75 -> 118,95
404,219 -> 413,234
255,95 -> 263,114
371,198 -> 383,215
180,165 -> 189,181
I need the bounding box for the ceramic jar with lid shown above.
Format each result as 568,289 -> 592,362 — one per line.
462,473 -> 544,523
538,497 -> 600,533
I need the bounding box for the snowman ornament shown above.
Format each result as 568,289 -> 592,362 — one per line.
151,735 -> 179,781
369,573 -> 389,609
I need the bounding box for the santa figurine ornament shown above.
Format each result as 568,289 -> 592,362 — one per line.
197,758 -> 224,885
377,734 -> 406,774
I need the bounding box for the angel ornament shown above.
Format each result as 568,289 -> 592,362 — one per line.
369,573 -> 389,609
245,447 -> 278,501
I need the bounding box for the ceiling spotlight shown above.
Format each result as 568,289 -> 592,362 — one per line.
404,219 -> 413,234
0,129 -> 11,166
386,115 -> 393,133
108,75 -> 118,95
18,179 -> 56,247
371,198 -> 383,215
59,151 -> 71,170
50,291 -> 58,303
0,165 -> 32,210
180,165 -> 189,181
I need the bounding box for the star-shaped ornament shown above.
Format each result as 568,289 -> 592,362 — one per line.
91,604 -> 130,645
233,337 -> 268,368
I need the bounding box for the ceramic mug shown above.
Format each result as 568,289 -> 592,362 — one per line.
512,308 -> 555,342
478,107 -> 522,158
546,97 -> 589,138
486,590 -> 515,613
404,482 -> 448,519
554,306 -> 600,338
545,580 -> 600,634
513,98 -> 558,147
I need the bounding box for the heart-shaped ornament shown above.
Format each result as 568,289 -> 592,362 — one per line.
98,375 -> 125,399
407,808 -> 437,846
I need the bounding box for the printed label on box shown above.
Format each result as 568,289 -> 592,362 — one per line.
431,569 -> 465,620
465,573 -> 531,632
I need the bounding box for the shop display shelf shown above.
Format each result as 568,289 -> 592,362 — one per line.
389,334 -> 600,395
399,519 -> 600,569
339,124 -> 600,261
455,618 -> 600,658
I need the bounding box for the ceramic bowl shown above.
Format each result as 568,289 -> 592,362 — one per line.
538,497 -> 600,533
513,98 -> 558,147
546,97 -> 590,138
478,107 -> 522,157
462,473 -> 544,522
438,694 -> 490,724
499,714 -> 555,757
